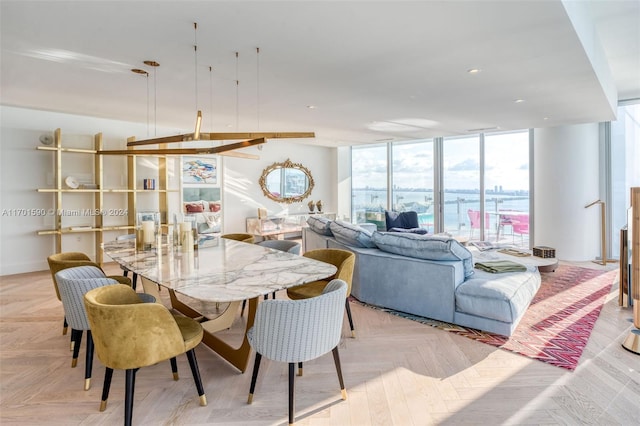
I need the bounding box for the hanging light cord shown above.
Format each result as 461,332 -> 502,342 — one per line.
194,22 -> 199,113
146,72 -> 150,137
235,51 -> 239,131
209,66 -> 213,133
153,67 -> 157,136
256,47 -> 260,131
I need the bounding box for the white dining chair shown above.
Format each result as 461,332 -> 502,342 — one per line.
246,279 -> 348,425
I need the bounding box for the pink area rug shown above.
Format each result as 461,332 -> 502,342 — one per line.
360,264 -> 617,370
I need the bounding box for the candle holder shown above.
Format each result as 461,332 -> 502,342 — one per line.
175,214 -> 198,252
136,211 -> 160,252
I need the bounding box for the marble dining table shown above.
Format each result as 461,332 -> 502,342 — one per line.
102,237 -> 337,372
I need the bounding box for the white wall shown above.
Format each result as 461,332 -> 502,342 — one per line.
0,106 -> 336,275
222,143 -> 337,233
534,123 -> 601,261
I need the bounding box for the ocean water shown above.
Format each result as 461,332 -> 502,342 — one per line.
353,189 -> 529,234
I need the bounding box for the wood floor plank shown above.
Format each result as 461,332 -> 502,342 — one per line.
1,261 -> 639,425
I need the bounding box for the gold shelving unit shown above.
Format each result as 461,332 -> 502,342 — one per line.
37,129 -> 173,265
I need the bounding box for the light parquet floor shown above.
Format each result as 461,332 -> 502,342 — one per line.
1,262 -> 639,425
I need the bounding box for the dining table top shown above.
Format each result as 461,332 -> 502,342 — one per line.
102,237 -> 337,304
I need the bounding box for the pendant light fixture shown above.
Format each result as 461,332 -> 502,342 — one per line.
99,24 -> 314,157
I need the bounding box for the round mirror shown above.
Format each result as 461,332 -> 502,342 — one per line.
259,158 -> 314,204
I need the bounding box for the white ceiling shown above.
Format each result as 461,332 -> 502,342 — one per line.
1,0 -> 639,147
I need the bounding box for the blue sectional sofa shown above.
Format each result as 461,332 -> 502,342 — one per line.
303,218 -> 541,336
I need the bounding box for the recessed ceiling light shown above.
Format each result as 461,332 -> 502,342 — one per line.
543,117 -> 549,120
467,68 -> 481,74
306,105 -> 316,109
514,99 -> 525,103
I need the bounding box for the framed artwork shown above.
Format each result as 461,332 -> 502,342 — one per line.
182,156 -> 218,185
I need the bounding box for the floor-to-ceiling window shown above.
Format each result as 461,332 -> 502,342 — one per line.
351,130 -> 531,245
611,102 -> 640,257
391,140 -> 434,232
442,135 -> 481,239
351,144 -> 388,230
484,131 -> 530,247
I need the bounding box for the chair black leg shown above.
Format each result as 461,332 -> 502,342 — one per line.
247,352 -> 262,404
84,331 -> 94,390
288,363 -> 296,426
71,329 -> 83,367
186,349 -> 207,406
345,299 -> 356,338
240,299 -> 247,316
100,367 -> 113,411
123,270 -> 129,277
132,273 -> 138,291
298,361 -> 303,376
332,347 -> 347,400
170,357 -> 178,380
62,316 -> 68,335
124,369 -> 137,426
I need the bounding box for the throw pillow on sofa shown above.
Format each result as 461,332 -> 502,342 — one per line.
372,231 -> 474,278
307,216 -> 333,236
329,220 -> 377,248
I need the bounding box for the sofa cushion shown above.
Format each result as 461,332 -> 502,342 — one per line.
389,227 -> 428,235
455,267 -> 540,323
329,220 -> 376,248
185,202 -> 204,213
372,232 -> 474,278
385,210 -> 420,230
307,216 -> 333,236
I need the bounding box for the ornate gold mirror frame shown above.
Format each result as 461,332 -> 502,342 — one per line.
259,158 -> 314,204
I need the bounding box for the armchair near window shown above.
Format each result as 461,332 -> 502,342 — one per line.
467,209 -> 490,239
511,215 -> 529,243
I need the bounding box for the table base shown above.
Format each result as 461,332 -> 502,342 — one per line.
168,290 -> 257,373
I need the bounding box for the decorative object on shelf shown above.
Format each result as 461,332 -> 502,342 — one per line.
259,158 -> 314,204
257,207 -> 268,219
135,211 -> 160,252
143,178 -> 155,190
64,176 -> 79,189
316,200 -> 323,212
308,200 -> 315,213
39,133 -> 53,145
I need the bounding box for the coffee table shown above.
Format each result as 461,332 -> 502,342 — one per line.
469,246 -> 558,272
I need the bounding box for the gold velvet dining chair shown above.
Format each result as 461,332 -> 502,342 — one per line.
84,284 -> 207,426
47,252 -> 131,339
286,248 -> 356,338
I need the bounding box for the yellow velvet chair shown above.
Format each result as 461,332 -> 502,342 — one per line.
84,284 -> 206,426
221,233 -> 255,244
287,249 -> 356,337
47,252 -> 131,337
